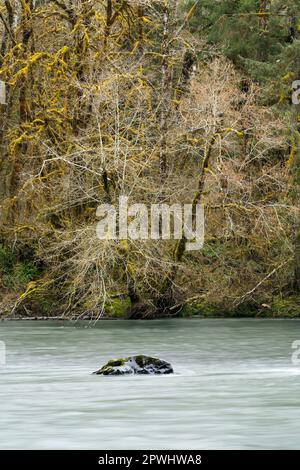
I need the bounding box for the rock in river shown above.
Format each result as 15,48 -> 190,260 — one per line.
93,355 -> 173,376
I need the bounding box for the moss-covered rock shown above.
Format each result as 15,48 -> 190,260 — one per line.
93,355 -> 173,376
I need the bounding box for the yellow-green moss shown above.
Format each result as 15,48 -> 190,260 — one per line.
104,296 -> 131,318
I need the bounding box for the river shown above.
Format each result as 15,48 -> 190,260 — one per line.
1,319 -> 300,449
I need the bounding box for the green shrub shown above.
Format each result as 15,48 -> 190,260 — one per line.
0,244 -> 39,290
272,296 -> 300,318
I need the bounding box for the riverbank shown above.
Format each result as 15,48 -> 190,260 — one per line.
1,295 -> 299,320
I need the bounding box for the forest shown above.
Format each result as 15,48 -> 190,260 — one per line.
0,0 -> 299,320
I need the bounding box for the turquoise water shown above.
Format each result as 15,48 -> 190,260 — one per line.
1,319 -> 300,449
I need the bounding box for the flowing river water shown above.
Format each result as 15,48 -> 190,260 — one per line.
1,318 -> 300,449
